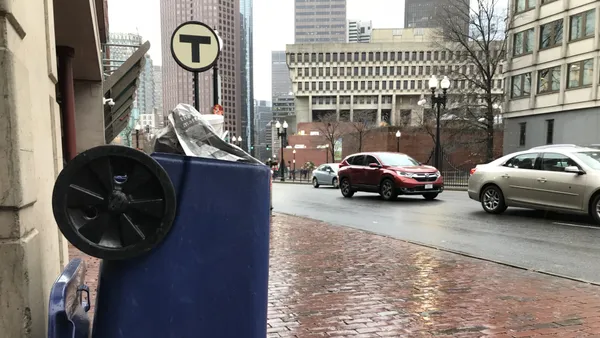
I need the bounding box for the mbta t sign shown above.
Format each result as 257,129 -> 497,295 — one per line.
170,21 -> 221,109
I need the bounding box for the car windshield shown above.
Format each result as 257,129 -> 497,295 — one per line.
572,151 -> 600,170
376,153 -> 420,167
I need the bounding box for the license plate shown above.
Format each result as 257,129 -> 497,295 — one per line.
425,184 -> 433,189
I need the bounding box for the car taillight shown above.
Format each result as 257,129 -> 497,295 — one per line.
470,168 -> 477,176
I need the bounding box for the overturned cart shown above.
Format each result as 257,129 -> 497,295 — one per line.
48,145 -> 271,338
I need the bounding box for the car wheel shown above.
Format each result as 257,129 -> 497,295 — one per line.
380,179 -> 397,201
480,185 -> 507,214
423,193 -> 438,200
340,178 -> 354,198
312,177 -> 320,188
332,177 -> 339,188
590,194 -> 600,224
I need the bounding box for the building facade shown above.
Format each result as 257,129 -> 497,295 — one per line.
160,0 -> 241,135
254,100 -> 273,161
286,28 -> 504,126
295,0 -> 347,43
0,0 -> 110,336
272,51 -> 294,99
154,65 -> 164,128
348,19 -> 372,43
503,0 -> 600,154
241,0 -> 255,152
404,0 -> 469,35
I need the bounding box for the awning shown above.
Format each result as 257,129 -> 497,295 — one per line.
103,41 -> 151,143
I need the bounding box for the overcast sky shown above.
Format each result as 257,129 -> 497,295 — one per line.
108,0 -> 405,101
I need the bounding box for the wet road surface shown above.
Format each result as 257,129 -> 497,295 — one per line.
273,183 -> 600,284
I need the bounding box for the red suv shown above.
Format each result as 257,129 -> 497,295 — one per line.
337,152 -> 444,201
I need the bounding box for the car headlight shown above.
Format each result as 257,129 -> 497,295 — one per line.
435,171 -> 441,177
396,171 -> 413,177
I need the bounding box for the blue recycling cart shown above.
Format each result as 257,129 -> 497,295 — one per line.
48,153 -> 271,338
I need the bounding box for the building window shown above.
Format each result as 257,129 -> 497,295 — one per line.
511,73 -> 531,98
540,19 -> 563,49
570,10 -> 595,41
326,53 -> 331,62
567,59 -> 593,88
519,122 -> 527,146
546,119 -> 554,144
514,29 -> 534,56
537,66 -> 561,94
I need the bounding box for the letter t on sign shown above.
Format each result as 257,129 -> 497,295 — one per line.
179,35 -> 211,63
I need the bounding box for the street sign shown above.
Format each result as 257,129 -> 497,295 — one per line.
170,21 -> 221,73
213,104 -> 223,115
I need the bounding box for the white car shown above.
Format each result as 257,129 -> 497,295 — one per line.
312,163 -> 340,188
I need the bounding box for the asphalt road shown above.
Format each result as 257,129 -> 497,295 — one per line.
273,183 -> 600,284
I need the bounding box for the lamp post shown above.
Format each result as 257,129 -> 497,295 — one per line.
213,29 -> 224,107
293,149 -> 296,181
418,75 -> 451,170
276,121 -> 288,182
134,123 -> 141,149
395,130 -> 401,152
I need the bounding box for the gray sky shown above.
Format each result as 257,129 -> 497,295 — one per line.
108,0 -> 405,101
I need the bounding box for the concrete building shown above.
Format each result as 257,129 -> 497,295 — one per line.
154,65 -> 164,128
241,0 -> 255,152
503,0 -> 600,154
348,19 -> 372,43
286,28 -> 504,126
160,0 -> 241,135
254,100 -> 273,161
404,0 -> 469,35
295,0 -> 347,43
0,0 -> 142,336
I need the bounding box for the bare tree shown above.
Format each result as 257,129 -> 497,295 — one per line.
432,0 -> 508,162
350,110 -> 377,152
315,113 -> 344,162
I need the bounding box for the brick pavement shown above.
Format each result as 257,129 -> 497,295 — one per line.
268,214 -> 600,337
68,214 -> 600,337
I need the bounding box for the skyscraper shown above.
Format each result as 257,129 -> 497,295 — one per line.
160,0 -> 241,136
294,0 -> 347,43
271,51 -> 293,100
347,19 -> 372,43
404,0 -> 469,35
153,65 -> 164,128
240,0 -> 254,152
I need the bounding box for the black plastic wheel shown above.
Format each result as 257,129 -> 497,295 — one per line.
52,145 -> 177,260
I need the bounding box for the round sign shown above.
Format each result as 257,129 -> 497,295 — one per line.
170,21 -> 221,72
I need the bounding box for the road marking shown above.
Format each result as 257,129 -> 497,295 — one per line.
553,222 -> 600,230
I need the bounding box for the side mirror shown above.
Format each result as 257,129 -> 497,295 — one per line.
565,166 -> 585,175
369,163 -> 381,168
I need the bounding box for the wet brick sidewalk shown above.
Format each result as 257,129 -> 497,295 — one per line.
69,214 -> 600,337
268,214 -> 600,337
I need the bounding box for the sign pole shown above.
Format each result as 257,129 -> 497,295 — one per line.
193,72 -> 200,111
213,63 -> 219,106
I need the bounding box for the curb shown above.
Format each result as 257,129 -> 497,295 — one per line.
275,212 -> 600,287
272,181 -> 468,191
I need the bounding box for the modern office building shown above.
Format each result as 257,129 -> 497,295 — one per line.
153,65 -> 164,127
348,19 -> 372,43
240,0 -> 255,152
254,100 -> 273,160
160,0 -> 241,135
272,51 -> 293,99
404,0 -> 469,35
286,28 -> 504,125
295,0 -> 347,43
503,0 -> 600,153
138,54 -> 156,116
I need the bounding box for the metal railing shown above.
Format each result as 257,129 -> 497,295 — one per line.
441,170 -> 469,188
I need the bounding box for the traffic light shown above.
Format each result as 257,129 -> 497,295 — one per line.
266,145 -> 270,150
250,145 -> 254,150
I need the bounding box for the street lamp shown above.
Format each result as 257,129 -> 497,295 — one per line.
134,123 -> 141,149
292,149 -> 297,181
276,120 -> 288,182
213,29 -> 224,107
418,75 -> 450,170
395,130 -> 402,152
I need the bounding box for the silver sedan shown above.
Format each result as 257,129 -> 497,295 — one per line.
312,163 -> 340,188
